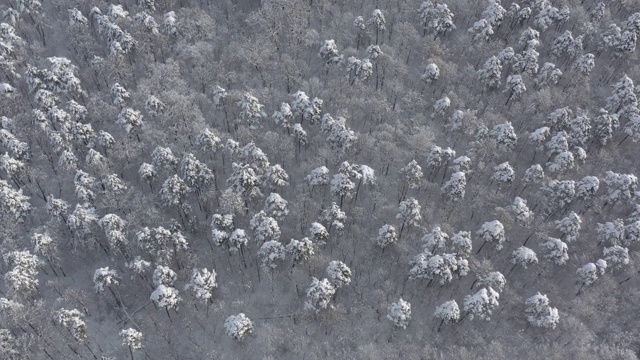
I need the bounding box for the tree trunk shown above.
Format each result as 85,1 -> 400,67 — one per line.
476,240 -> 488,254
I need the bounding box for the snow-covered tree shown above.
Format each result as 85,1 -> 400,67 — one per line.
518,26 -> 539,47
512,48 -> 540,75
310,222 -> 329,244
120,328 -> 143,356
422,226 -> 449,254
511,197 -> 533,226
321,202 -> 347,231
463,287 -> 499,321
54,308 -> 87,342
567,114 -> 592,147
418,1 -> 456,36
529,127 -> 550,151
126,256 -> 151,276
511,247 -> 538,269
605,75 -> 637,120
426,145 -> 455,170
0,328 -> 19,359
451,231 -> 472,258
285,238 -> 314,264
377,224 -> 398,249
397,197 -> 422,231
554,212 -> 581,243
478,271 -> 506,293
575,176 -> 599,201
227,163 -> 262,200
46,195 -> 68,220
228,229 -> 248,252
524,293 -> 559,329
523,164 -> 545,185
264,193 -> 288,221
477,56 -> 502,89
237,92 -> 266,128
327,260 -> 352,288
3,250 -> 41,297
239,143 -> 270,174
151,147 -> 177,172
305,277 -> 335,312
422,63 -> 440,83
292,124 -> 308,147
492,162 -> 514,185
250,211 -> 280,243
138,163 -> 156,187
116,108 -> 144,134
160,175 -> 188,207
504,75 -> 526,103
577,261 -> 606,288
451,156 -> 471,173
543,237 -> 569,265
596,219 -> 625,246
323,115 -> 358,154
602,171 -> 637,206
195,129 -> 222,156
603,245 -> 629,270
434,300 -> 460,329
400,160 -> 423,191
330,173 -> 355,206
31,232 -> 57,263
306,166 -> 330,188
535,62 -> 562,88
185,268 -> 217,302
468,19 -> 494,42
542,180 -> 576,210
547,151 -> 575,173
212,85 -> 227,110
224,313 -> 253,341
432,95 -> 451,118
477,220 -> 506,251
179,153 -> 214,192
624,220 -> 640,246
573,53 -> 595,75
260,165 -> 288,190
409,252 -> 460,285
67,203 -> 98,238
0,180 -> 31,221
162,11 -> 177,35
93,267 -> 120,293
153,265 -> 177,287
368,9 -> 386,44
441,171 -> 466,202
318,39 -> 340,65
110,83 -> 129,108
150,284 -> 181,310
258,240 -> 286,270
387,298 -> 411,329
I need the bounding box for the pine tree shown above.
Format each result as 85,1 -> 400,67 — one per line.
305,277 -> 335,312
185,268 -> 218,303
477,220 -> 506,252
463,287 -> 499,321
434,300 -> 459,330
543,237 -> 569,265
285,238 -> 314,264
477,56 -> 502,89
224,313 -> 254,340
511,247 -> 538,269
388,298 -> 411,329
377,224 -> 398,249
524,293 -> 559,329
258,240 -> 286,270
326,260 -> 352,288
